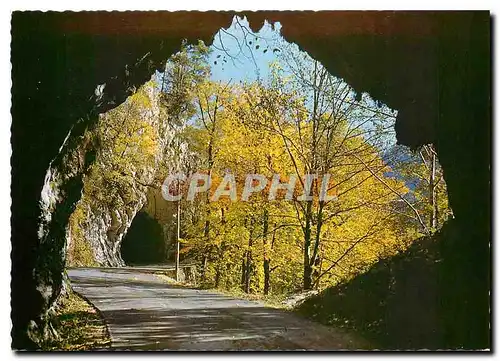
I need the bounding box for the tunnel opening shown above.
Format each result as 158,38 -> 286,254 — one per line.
14,12 -> 487,351
65,13 -> 454,337
120,212 -> 166,265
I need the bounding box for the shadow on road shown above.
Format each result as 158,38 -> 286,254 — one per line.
68,268 -> 368,350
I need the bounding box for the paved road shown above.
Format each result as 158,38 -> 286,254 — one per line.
68,268 -> 367,350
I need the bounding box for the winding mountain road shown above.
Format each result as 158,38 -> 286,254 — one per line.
68,267 -> 367,350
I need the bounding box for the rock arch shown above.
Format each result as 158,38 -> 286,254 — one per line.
11,11 -> 490,348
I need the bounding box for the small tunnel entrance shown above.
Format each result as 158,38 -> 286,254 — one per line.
120,212 -> 165,265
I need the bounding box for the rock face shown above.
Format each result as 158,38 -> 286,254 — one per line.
67,84 -> 189,267
79,200 -> 145,267
11,11 -> 490,349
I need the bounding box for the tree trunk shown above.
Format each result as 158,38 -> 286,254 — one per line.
200,216 -> 210,283
201,252 -> 208,283
244,254 -> 252,293
429,145 -> 438,230
214,209 -> 227,289
310,202 -> 324,287
241,258 -> 246,289
243,219 -> 255,293
303,201 -> 313,290
215,260 -> 221,288
262,210 -> 270,295
240,216 -> 247,290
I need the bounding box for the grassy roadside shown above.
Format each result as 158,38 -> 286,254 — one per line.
154,274 -> 289,310
207,287 -> 289,309
42,290 -> 111,351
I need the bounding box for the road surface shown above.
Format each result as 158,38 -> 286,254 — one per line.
68,267 -> 368,350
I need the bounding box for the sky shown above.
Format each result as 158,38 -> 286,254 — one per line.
206,16 -> 398,146
207,16 -> 283,84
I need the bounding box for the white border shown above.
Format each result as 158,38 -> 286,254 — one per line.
1,0 -> 499,11
1,1 -> 497,360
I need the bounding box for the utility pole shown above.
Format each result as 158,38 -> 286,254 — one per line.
176,189 -> 181,282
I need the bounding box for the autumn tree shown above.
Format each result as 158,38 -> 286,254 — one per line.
238,45 -> 408,290
385,143 -> 452,234
167,42 -> 451,297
